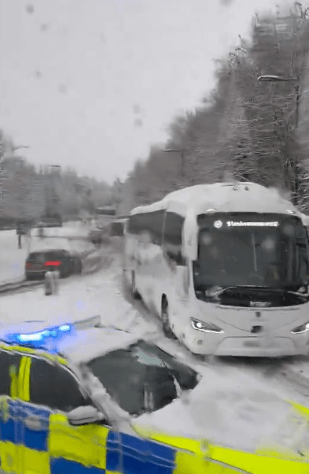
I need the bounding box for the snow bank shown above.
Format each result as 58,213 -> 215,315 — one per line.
0,230 -> 29,283
134,369 -> 292,452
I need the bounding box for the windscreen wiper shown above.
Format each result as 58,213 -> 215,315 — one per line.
206,285 -> 261,298
208,285 -> 308,299
267,287 -> 309,298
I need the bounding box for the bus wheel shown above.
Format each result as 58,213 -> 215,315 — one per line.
161,298 -> 175,339
131,271 -> 140,300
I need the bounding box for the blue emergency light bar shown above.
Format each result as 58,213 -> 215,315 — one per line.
7,324 -> 72,346
4,316 -> 101,349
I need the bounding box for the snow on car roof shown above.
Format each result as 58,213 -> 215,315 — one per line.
0,321 -> 53,340
130,182 -> 302,218
57,327 -> 140,364
29,249 -> 67,254
0,318 -> 140,365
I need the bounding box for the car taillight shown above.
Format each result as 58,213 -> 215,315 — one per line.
26,262 -> 31,269
44,261 -> 61,267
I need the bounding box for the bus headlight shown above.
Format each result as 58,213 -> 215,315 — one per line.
291,322 -> 309,334
190,318 -> 224,334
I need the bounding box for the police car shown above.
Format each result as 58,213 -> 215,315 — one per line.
0,316 -> 309,474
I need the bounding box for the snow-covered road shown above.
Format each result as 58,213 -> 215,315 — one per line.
1,240 -> 309,454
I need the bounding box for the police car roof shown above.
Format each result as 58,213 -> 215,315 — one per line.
57,327 -> 140,364
0,320 -> 140,365
0,320 -> 50,338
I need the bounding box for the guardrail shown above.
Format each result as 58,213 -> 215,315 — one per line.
0,279 -> 43,294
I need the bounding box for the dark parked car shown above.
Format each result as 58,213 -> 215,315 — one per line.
25,249 -> 82,280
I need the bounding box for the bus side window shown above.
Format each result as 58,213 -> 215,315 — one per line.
297,226 -> 309,280
163,212 -> 185,266
147,210 -> 165,246
128,214 -> 143,234
129,211 -> 165,246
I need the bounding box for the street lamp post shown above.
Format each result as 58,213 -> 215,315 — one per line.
257,74 -> 300,204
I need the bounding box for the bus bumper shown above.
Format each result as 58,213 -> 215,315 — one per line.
183,332 -> 309,357
214,337 -> 308,357
182,301 -> 309,357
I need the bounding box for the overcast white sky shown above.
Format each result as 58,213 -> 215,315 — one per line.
0,0 -> 286,183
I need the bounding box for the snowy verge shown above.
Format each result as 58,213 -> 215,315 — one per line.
0,232 -> 95,284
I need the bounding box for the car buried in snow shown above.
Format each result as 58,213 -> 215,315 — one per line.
0,316 -> 309,473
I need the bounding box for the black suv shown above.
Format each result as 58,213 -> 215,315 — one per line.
25,249 -> 82,280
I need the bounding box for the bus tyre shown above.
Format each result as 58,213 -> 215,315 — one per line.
161,299 -> 175,339
131,272 -> 140,300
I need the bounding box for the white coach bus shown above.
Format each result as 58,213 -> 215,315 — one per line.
124,182 -> 309,357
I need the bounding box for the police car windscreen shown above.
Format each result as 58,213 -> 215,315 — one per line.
86,341 -> 198,416
195,213 -> 309,290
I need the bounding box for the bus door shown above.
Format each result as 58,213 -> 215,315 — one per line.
162,212 -> 188,318
140,210 -> 165,311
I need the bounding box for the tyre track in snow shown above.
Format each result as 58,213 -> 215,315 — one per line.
119,273 -> 309,400
103,241 -> 309,401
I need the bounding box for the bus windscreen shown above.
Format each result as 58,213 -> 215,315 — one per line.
195,213 -> 309,291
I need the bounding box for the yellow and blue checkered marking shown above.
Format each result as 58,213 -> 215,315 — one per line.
50,458 -> 105,474
20,404 -> 50,451
0,399 -> 16,444
0,399 -> 177,474
106,430 -> 121,471
3,346 -> 309,473
120,432 -> 176,474
3,396 -> 308,473
0,397 -> 252,474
